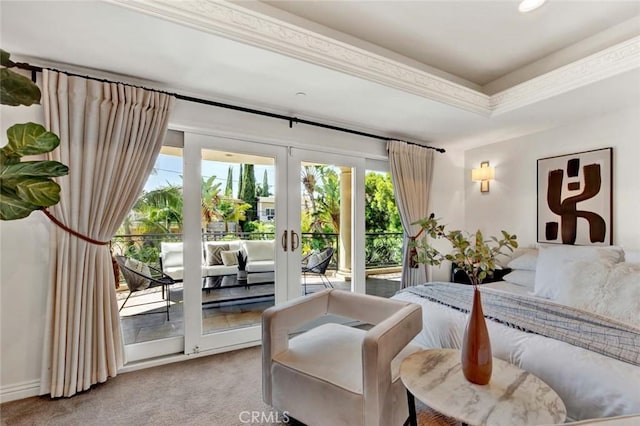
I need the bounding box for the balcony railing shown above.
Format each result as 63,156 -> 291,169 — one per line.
111,231 -> 403,271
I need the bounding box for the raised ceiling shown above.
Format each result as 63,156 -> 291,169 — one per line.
1,0 -> 639,150
261,0 -> 639,86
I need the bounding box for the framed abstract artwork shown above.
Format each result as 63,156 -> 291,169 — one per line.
537,147 -> 613,245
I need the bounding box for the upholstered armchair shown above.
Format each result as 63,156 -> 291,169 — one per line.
262,289 -> 423,426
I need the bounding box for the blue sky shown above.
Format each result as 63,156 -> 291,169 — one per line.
144,154 -> 276,196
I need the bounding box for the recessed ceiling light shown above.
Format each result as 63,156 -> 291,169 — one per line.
295,92 -> 307,96
519,0 -> 547,13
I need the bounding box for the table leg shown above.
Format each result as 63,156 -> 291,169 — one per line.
406,389 -> 417,426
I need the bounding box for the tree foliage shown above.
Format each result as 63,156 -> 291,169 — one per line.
364,172 -> 401,232
238,163 -> 257,223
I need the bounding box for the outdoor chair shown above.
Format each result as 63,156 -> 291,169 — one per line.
301,246 -> 334,294
262,289 -> 423,426
115,255 -> 179,321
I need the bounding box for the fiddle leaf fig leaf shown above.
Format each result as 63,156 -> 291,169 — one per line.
0,160 -> 68,179
2,122 -> 59,158
13,177 -> 61,207
0,187 -> 40,220
0,49 -> 12,67
0,68 -> 41,106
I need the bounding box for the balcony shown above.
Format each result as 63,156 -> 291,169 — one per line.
112,231 -> 403,344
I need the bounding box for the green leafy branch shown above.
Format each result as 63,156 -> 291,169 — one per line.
0,49 -> 68,220
412,214 -> 518,285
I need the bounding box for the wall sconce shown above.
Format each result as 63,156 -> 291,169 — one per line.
472,161 -> 495,193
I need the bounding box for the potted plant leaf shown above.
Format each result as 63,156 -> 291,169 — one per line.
412,213 -> 517,385
0,49 -> 68,220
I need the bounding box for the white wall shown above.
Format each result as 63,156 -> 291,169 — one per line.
465,106 -> 640,252
0,104 -> 51,402
0,97 -> 461,400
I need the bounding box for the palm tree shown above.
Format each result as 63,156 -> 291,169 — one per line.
215,198 -> 251,232
201,175 -> 222,227
131,184 -> 184,233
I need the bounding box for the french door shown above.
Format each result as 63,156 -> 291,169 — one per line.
182,133 -> 289,355
126,133 -> 366,361
286,148 -> 366,297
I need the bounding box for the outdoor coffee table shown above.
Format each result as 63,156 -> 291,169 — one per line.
400,348 -> 566,426
202,271 -> 274,306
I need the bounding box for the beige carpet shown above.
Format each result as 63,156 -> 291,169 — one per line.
0,346 -> 458,426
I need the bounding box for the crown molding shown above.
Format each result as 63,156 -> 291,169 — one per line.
490,36 -> 640,115
109,0 -> 639,117
109,0 -> 491,115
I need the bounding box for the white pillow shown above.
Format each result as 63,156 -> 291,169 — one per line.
533,244 -> 624,299
555,260 -> 612,311
600,262 -> 640,327
243,240 -> 274,261
220,250 -> 239,266
124,258 -> 151,291
624,250 -> 640,264
502,270 -> 535,288
306,253 -> 321,269
556,261 -> 640,327
160,242 -> 183,268
507,249 -> 538,271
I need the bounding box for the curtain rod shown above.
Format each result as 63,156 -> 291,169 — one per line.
13,61 -> 446,153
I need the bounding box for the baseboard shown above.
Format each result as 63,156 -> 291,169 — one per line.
0,379 -> 41,403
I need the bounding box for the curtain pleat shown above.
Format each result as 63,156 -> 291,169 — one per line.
388,141 -> 434,288
39,70 -> 175,397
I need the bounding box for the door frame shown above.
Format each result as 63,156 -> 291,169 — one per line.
286,148 -> 366,298
182,133 -> 289,355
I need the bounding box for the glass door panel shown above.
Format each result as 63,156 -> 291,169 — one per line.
199,149 -> 276,335
364,164 -> 403,297
114,145 -> 185,362
288,149 -> 365,297
183,134 -> 287,354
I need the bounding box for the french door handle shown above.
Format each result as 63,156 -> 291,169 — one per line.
291,230 -> 300,252
281,230 -> 288,252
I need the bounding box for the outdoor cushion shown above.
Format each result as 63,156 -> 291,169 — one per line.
244,240 -> 274,261
207,244 -> 229,265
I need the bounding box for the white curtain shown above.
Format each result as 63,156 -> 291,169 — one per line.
388,140 -> 435,288
40,70 -> 175,397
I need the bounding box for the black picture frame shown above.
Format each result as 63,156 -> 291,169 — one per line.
537,147 -> 613,245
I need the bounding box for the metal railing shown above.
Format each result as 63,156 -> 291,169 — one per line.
111,231 -> 403,271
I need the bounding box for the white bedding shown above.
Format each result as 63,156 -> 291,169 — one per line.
392,282 -> 640,422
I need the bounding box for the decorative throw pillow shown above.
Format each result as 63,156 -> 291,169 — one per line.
206,244 -> 229,266
533,244 -> 624,299
506,249 -> 538,271
220,250 -> 239,266
556,261 -> 640,327
599,262 -> 640,327
306,253 -> 321,269
555,260 -> 613,312
502,270 -> 535,289
124,258 -> 151,291
624,250 -> 640,264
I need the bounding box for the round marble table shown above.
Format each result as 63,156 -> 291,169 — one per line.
400,349 -> 566,426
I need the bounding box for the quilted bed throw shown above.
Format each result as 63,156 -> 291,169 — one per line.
403,283 -> 640,366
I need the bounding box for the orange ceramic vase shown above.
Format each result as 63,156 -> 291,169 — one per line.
461,286 -> 492,385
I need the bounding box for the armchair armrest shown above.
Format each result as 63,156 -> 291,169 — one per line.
262,289 -> 331,405
363,303 -> 422,425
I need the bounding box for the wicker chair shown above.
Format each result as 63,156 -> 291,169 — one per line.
301,247 -> 334,294
115,255 -> 179,321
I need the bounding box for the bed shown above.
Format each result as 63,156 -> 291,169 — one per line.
391,244 -> 640,422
